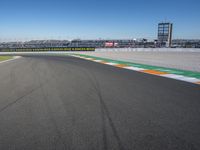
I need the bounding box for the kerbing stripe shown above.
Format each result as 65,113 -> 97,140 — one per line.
114,64 -> 128,68
84,58 -> 94,60
162,74 -> 200,82
141,70 -> 167,75
100,61 -> 108,64
105,62 -> 118,66
124,66 -> 145,71
93,60 -> 104,62
72,55 -> 200,85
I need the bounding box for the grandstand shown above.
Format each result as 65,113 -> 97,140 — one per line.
0,39 -> 200,49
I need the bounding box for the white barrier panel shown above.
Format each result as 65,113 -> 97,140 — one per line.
95,48 -> 200,52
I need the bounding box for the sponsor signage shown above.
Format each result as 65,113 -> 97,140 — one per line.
105,42 -> 118,47
0,47 -> 95,52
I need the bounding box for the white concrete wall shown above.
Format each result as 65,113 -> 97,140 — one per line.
0,48 -> 200,72
96,48 -> 200,52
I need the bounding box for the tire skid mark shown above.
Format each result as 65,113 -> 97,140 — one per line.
80,67 -> 125,150
48,60 -> 75,148
52,58 -> 124,150
0,59 -> 44,113
32,59 -> 68,150
0,84 -> 43,114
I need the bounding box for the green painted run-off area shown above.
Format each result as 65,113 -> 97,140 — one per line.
72,54 -> 200,79
0,56 -> 13,61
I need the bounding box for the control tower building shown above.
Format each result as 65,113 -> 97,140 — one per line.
158,22 -> 173,47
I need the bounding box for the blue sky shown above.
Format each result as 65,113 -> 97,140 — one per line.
0,0 -> 200,41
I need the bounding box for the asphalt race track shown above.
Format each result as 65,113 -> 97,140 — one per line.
0,55 -> 200,150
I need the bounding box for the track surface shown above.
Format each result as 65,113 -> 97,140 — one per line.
0,56 -> 200,150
